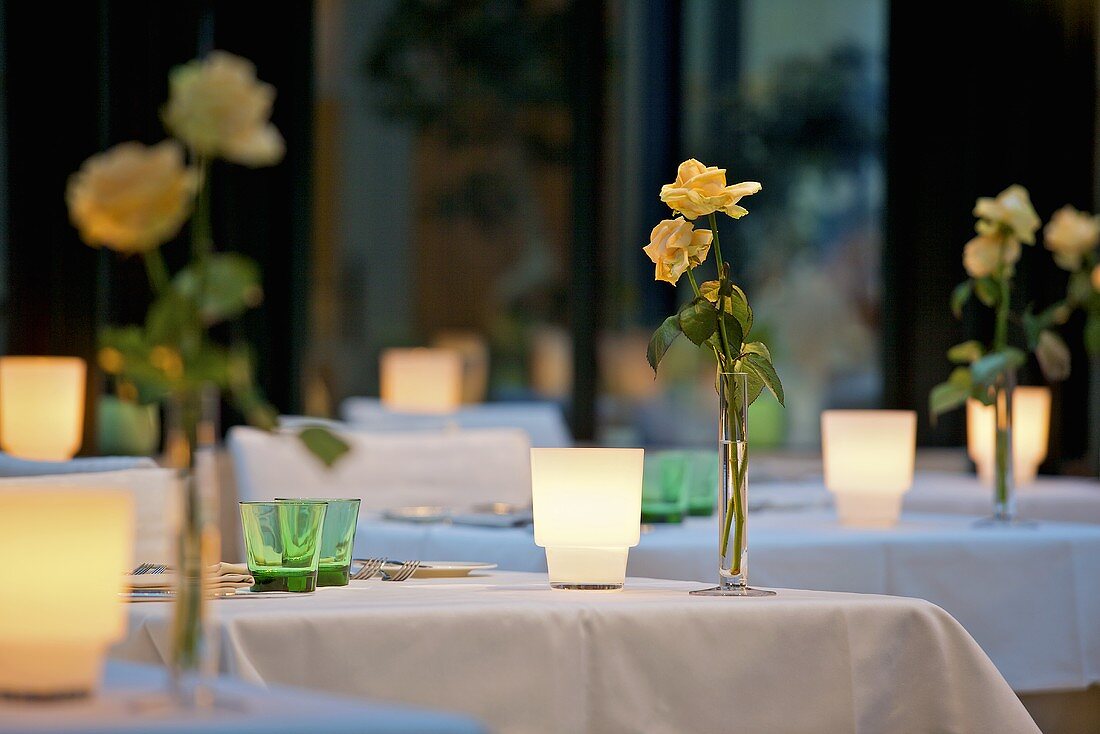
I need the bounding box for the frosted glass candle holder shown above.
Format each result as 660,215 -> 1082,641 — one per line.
821,410 -> 917,528
531,448 -> 644,590
0,356 -> 86,461
380,348 -> 463,414
967,386 -> 1051,488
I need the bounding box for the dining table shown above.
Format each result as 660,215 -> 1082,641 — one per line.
0,659 -> 486,734
354,510 -> 1100,695
111,571 -> 1039,734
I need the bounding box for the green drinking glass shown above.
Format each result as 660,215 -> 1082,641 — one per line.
276,497 -> 361,586
684,449 -> 719,517
239,500 -> 328,592
640,451 -> 689,523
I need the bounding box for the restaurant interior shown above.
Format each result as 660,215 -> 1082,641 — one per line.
0,1 -> 1098,732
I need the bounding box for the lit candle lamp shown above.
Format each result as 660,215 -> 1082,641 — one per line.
0,488 -> 133,698
379,348 -> 463,414
531,447 -> 644,590
966,386 -> 1051,487
821,410 -> 917,527
0,356 -> 86,461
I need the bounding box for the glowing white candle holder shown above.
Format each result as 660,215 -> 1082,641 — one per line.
967,386 -> 1051,487
0,488 -> 133,698
821,410 -> 917,528
531,448 -> 643,590
0,356 -> 86,461
380,348 -> 463,414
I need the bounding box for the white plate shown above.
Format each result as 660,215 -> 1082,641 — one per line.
383,561 -> 497,579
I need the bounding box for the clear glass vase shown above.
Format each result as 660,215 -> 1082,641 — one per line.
991,374 -> 1015,522
164,385 -> 221,707
691,372 -> 775,597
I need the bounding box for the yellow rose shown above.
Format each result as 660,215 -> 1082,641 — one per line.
963,233 -> 1020,279
659,159 -> 761,220
643,217 -> 713,284
66,141 -> 195,253
163,51 -> 285,167
1043,205 -> 1099,270
974,184 -> 1040,245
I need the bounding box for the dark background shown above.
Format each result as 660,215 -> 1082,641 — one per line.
1,0 -> 1095,469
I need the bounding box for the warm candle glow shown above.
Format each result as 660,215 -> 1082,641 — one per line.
531,447 -> 644,590
821,410 -> 917,527
380,348 -> 463,414
0,356 -> 86,461
0,488 -> 133,697
966,386 -> 1051,487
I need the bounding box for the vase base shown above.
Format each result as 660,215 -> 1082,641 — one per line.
690,586 -> 776,597
973,516 -> 1039,529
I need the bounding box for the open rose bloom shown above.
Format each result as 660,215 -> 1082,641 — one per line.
643,218 -> 713,284
659,159 -> 761,221
1044,205 -> 1100,271
962,233 -> 1020,279
65,141 -> 195,254
973,184 -> 1041,244
163,51 -> 285,167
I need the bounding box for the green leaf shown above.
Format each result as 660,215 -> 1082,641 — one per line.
734,358 -> 766,405
1085,313 -> 1100,356
1069,270 -> 1094,305
678,298 -> 719,346
700,280 -> 753,336
951,281 -> 972,319
929,378 -> 969,418
718,311 -> 745,355
970,347 -> 1026,386
647,316 -> 681,374
146,290 -> 200,346
741,352 -> 784,406
175,253 -> 263,325
297,426 -> 351,468
741,341 -> 772,361
1034,330 -> 1071,383
946,340 -> 984,365
974,277 -> 999,307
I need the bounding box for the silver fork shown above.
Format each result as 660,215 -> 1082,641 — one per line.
381,560 -> 421,582
350,557 -> 387,580
130,563 -> 167,575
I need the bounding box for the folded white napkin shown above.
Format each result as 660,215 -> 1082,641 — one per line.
127,562 -> 254,596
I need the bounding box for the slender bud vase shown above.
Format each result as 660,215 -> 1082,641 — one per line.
165,385 -> 221,707
691,373 -> 775,597
991,373 -> 1016,522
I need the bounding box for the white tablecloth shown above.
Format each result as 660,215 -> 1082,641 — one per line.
0,660 -> 485,734
747,471 -> 1100,524
901,471 -> 1100,523
113,572 -> 1037,734
356,513 -> 1100,693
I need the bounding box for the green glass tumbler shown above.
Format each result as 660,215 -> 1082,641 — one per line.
684,450 -> 719,517
276,498 -> 361,586
640,452 -> 689,523
239,500 -> 328,592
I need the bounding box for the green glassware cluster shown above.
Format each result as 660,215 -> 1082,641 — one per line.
640,450 -> 718,523
239,501 -> 329,592
276,498 -> 361,587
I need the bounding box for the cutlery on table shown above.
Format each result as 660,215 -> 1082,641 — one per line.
350,557 -> 388,580
381,560 -> 421,582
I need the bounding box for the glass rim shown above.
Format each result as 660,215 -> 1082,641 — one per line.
239,500 -> 330,506
272,497 -> 361,504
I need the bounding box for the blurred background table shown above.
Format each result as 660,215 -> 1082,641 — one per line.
0,660 -> 486,734
112,572 -> 1037,734
356,512 -> 1100,695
